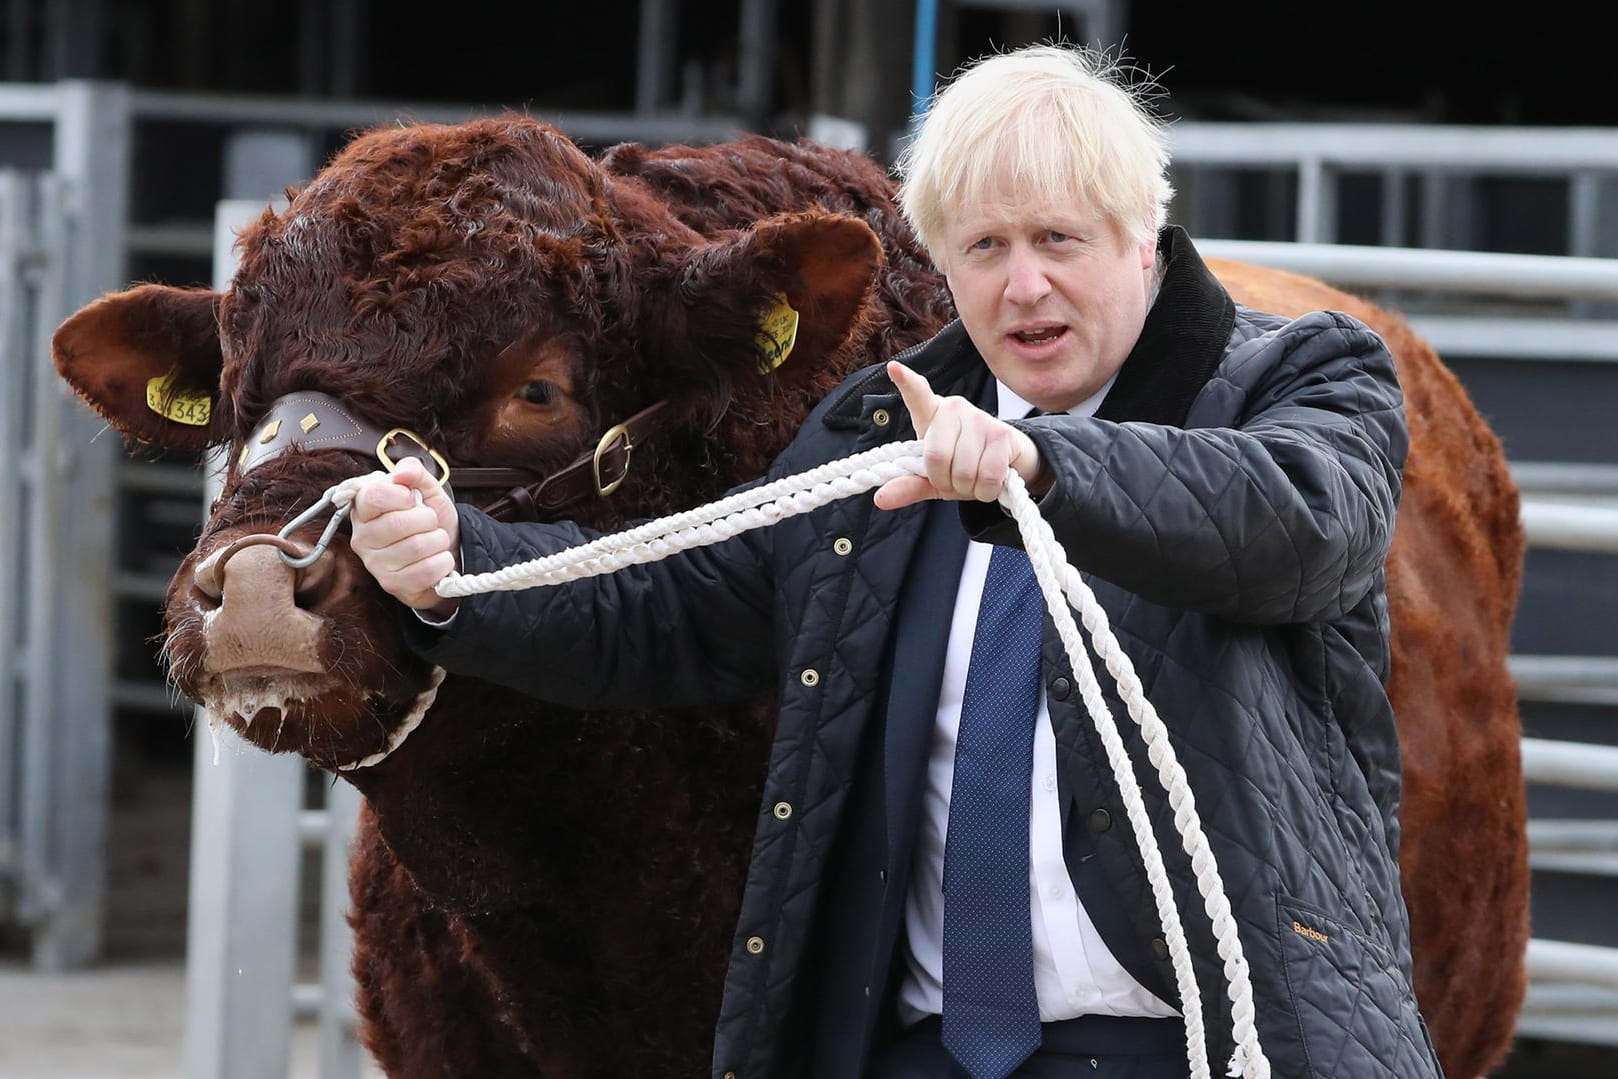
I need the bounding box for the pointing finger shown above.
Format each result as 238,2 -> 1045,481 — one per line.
888,361 -> 939,436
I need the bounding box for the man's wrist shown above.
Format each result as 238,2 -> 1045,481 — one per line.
1026,461 -> 1055,499
413,597 -> 460,625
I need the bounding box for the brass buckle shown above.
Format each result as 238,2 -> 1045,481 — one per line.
377,428 -> 451,485
592,422 -> 633,496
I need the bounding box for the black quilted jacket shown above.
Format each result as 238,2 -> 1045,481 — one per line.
417,229 -> 1442,1079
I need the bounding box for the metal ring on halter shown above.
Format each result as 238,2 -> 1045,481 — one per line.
276,494 -> 352,569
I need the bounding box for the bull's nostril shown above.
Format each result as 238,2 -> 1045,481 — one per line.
292,550 -> 336,609
192,558 -> 224,607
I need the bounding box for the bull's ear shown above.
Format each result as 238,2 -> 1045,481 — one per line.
670,212 -> 881,392
52,284 -> 227,450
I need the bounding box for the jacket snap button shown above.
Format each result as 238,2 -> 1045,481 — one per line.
1087,808 -> 1112,833
1050,676 -> 1072,700
800,668 -> 819,687
1151,937 -> 1169,960
746,936 -> 765,955
773,801 -> 792,820
833,537 -> 853,556
872,408 -> 891,427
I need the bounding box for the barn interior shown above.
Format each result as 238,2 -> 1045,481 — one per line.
2,1 -> 1617,1076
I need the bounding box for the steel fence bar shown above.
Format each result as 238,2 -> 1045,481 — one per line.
1511,462 -> 1618,495
0,84 -> 62,119
129,88 -> 747,146
1196,239 -> 1618,300
1520,500 -> 1618,553
1527,939 -> 1618,987
1171,123 -> 1618,171
1409,316 -> 1618,362
319,781 -> 363,1077
17,172 -> 57,942
0,170 -> 26,889
1520,737 -> 1618,793
1509,655 -> 1618,695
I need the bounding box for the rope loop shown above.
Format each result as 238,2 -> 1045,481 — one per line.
427,438 -> 1271,1079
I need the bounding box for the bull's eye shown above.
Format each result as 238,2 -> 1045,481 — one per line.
517,380 -> 554,406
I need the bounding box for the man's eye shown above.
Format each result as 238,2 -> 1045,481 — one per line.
968,236 -> 995,251
1047,230 -> 1073,243
517,380 -> 554,405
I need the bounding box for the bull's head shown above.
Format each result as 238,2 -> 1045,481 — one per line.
53,117 -> 883,771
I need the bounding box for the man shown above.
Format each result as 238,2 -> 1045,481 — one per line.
352,45 -> 1441,1079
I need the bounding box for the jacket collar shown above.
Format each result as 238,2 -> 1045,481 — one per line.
1095,225 -> 1236,427
823,226 -> 1235,430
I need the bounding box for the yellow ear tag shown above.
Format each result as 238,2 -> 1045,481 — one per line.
145,369 -> 213,427
756,295 -> 800,374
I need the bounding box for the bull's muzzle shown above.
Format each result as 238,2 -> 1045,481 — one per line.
191,536 -> 335,674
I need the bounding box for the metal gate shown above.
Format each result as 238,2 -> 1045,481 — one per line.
0,164 -> 114,972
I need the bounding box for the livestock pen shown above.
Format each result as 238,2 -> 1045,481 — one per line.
3,78 -> 1618,1077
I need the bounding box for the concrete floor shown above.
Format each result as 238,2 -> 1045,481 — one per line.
0,958 -> 380,1078
0,755 -> 383,1078
4,748 -> 1612,1078
3,953 -> 1615,1078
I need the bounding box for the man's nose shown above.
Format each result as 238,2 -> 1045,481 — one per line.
1003,246 -> 1051,306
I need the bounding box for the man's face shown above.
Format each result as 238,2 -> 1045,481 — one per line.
940,187 -> 1156,413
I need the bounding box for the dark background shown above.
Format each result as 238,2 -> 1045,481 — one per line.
5,1 -> 1611,127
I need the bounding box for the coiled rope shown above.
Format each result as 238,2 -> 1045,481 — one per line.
329,441 -> 1271,1077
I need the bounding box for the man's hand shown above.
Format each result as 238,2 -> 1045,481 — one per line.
873,361 -> 1046,510
350,456 -> 461,618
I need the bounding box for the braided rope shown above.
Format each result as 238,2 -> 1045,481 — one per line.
437,442 -> 930,595
318,443 -> 1269,1076
1005,475 -> 1269,1079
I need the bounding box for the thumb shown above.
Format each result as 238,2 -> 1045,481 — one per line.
888,360 -> 939,436
390,456 -> 456,527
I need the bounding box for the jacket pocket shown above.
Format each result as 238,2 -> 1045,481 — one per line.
1274,894 -> 1436,1079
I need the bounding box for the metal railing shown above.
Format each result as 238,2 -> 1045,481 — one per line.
1197,238 -> 1618,362
0,81 -> 128,973
1170,123 -> 1618,256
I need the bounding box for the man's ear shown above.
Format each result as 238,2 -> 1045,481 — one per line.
657,211 -> 882,397
52,284 -> 228,450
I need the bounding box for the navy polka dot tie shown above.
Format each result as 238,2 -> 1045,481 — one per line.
941,543 -> 1043,1079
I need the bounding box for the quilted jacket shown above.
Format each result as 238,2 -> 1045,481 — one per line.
414,228 -> 1442,1079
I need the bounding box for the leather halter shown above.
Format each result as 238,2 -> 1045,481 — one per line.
238,390 -> 671,521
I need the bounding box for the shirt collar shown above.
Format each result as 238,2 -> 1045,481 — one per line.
995,370 -> 1119,421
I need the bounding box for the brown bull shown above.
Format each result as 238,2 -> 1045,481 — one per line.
52,117 -> 1526,1078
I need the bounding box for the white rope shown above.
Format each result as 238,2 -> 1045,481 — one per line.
335,665 -> 447,772
426,438 -> 1270,1079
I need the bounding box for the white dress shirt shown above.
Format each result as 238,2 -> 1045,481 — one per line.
896,374 -> 1179,1026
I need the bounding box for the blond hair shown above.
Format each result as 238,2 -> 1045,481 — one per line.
897,44 -> 1174,262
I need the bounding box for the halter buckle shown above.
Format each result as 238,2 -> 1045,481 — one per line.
592,422 -> 634,497
377,427 -> 451,485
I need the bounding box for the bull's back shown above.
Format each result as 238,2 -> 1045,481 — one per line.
603,136 -> 954,357
1208,257 -> 1528,1079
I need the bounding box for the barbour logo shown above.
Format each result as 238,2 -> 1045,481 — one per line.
1292,920 -> 1330,944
